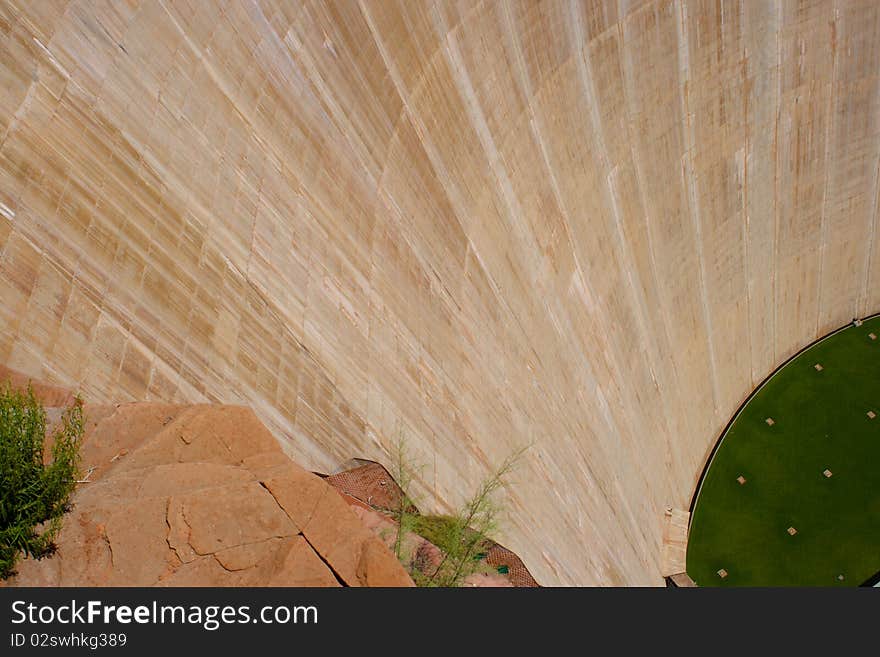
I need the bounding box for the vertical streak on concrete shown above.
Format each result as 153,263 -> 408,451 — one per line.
859,10 -> 880,318
613,5 -> 667,337
428,6 -> 583,421
356,1 -> 492,303
565,0 -> 682,495
815,1 -> 838,333
567,1 -> 656,387
564,0 -> 664,569
430,11 -> 525,248
740,0 -> 754,385
496,3 -> 647,577
675,0 -> 721,417
274,17 -> 380,192
772,0 -> 783,365
864,148 -> 880,318
615,0 -> 700,494
496,4 -> 624,450
357,4 -> 594,558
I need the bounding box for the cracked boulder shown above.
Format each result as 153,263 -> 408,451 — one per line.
3,398 -> 413,587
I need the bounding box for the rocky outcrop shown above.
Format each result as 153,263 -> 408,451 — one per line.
4,390 -> 412,587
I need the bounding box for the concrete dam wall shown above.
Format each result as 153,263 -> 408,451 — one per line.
1,0 -> 878,585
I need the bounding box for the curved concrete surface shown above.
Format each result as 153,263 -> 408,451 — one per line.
1,1 -> 878,585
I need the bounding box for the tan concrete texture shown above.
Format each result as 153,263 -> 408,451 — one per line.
1,1 -> 878,585
660,508 -> 689,577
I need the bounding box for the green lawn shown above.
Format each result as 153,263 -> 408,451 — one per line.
687,317 -> 880,586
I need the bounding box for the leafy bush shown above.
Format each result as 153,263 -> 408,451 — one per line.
390,439 -> 418,563
409,514 -> 493,586
0,385 -> 83,579
390,439 -> 526,587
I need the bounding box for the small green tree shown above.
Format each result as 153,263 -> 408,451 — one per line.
423,447 -> 526,587
389,437 -> 419,562
0,385 -> 83,579
388,439 -> 528,587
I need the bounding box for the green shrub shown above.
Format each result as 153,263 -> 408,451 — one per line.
389,439 -> 527,587
421,450 -> 521,587
410,514 -> 493,586
0,385 -> 83,579
389,438 -> 419,563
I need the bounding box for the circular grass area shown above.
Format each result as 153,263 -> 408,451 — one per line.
687,317 -> 880,586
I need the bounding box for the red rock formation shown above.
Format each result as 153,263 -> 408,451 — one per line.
1,371 -> 412,587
